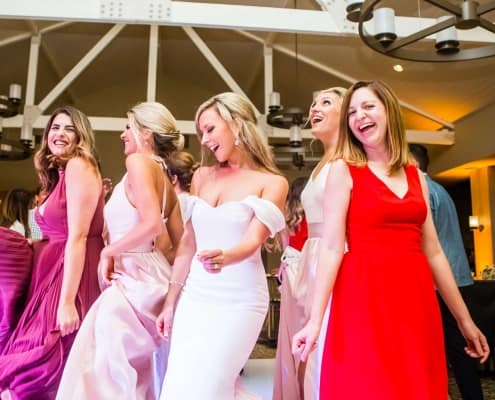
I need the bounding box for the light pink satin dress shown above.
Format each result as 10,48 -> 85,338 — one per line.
273,163 -> 332,400
56,174 -> 171,400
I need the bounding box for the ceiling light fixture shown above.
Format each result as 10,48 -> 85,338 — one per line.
0,83 -> 32,161
347,1 -> 495,62
393,64 -> 404,72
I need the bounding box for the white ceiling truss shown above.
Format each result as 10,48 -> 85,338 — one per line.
4,0 -> 493,144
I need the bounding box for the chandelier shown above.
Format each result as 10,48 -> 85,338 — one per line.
266,92 -> 307,147
0,83 -> 32,161
346,0 -> 495,62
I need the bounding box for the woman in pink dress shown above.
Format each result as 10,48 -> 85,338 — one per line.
0,106 -> 104,400
274,87 -> 346,400
56,101 -> 184,400
293,80 -> 489,400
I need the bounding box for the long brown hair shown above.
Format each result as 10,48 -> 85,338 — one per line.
0,189 -> 32,237
195,92 -> 282,176
286,177 -> 308,234
336,80 -> 413,173
34,106 -> 99,195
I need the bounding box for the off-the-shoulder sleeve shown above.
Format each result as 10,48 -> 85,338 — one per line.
179,194 -> 197,224
241,195 -> 285,237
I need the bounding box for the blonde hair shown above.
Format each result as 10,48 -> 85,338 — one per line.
195,92 -> 281,176
336,80 -> 412,173
34,106 -> 99,194
127,101 -> 184,160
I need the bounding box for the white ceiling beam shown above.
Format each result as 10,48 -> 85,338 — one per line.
183,26 -> 261,117
1,1 -> 494,43
0,21 -> 72,48
37,24 -> 125,113
3,115 -> 455,145
147,25 -> 159,102
237,29 -> 455,130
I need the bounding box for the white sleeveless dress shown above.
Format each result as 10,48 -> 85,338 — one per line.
273,163 -> 331,400
160,195 -> 285,400
57,174 -> 171,400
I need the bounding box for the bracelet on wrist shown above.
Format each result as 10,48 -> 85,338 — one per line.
169,280 -> 185,288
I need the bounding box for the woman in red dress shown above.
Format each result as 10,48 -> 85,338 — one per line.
293,80 -> 489,400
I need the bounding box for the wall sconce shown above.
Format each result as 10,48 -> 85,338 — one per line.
469,216 -> 484,232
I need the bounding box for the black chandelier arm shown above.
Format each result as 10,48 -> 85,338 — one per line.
367,43 -> 495,62
478,1 -> 495,15
479,18 -> 495,34
425,0 -> 462,16
385,17 -> 456,53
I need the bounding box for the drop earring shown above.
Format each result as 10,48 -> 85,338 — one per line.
234,136 -> 240,146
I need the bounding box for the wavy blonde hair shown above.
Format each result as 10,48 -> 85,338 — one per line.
335,80 -> 413,173
194,92 -> 281,176
34,106 -> 99,195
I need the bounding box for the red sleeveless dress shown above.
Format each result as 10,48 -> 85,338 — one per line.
320,164 -> 447,400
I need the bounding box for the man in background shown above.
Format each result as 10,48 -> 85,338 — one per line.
410,144 -> 484,400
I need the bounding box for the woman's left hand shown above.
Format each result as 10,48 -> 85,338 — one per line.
197,249 -> 224,273
458,318 -> 490,363
56,302 -> 80,337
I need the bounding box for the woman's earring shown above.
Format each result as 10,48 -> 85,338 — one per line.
234,136 -> 241,146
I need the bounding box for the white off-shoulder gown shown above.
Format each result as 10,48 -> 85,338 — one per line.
160,195 -> 285,400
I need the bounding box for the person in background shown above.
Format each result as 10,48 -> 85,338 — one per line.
157,92 -> 288,399
152,149 -> 200,396
293,80 -> 489,400
409,143 -> 485,400
27,187 -> 44,240
0,228 -> 32,352
0,189 -> 32,238
56,101 -> 184,400
274,87 -> 346,400
283,176 -> 309,252
167,150 -> 200,219
0,105 -> 104,400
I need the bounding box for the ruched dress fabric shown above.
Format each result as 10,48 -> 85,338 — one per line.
0,228 -> 32,351
320,164 -> 447,400
160,195 -> 285,400
0,169 -> 104,400
273,163 -> 331,400
56,174 -> 172,400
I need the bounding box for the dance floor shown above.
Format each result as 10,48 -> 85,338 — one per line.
241,358 -> 275,400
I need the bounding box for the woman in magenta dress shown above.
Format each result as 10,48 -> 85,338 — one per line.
0,106 -> 104,400
293,80 -> 489,400
0,228 -> 32,351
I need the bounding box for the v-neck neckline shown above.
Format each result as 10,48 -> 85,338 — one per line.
366,164 -> 409,200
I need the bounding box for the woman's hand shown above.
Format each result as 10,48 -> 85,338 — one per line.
197,249 -> 224,274
156,305 -> 175,340
458,318 -> 490,363
99,252 -> 115,286
56,302 -> 80,336
292,321 -> 320,362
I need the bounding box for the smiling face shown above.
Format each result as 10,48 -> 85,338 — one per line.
309,90 -> 342,141
120,119 -> 140,156
347,87 -> 388,152
197,106 -> 237,163
47,113 -> 78,157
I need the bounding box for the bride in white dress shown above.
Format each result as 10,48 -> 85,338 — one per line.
156,92 -> 288,400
